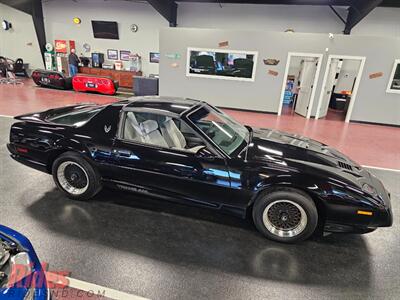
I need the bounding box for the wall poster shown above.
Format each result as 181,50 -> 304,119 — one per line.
387,59 -> 400,94
186,47 -> 258,82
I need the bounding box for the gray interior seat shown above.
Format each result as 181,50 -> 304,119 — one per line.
140,120 -> 168,148
124,112 -> 144,142
161,118 -> 205,153
161,118 -> 187,149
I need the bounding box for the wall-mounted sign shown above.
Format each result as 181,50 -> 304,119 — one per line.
69,40 -> 75,51
263,59 -> 280,66
369,72 -> 383,79
165,53 -> 181,59
268,70 -> 279,76
218,41 -> 229,47
54,40 -> 67,53
386,59 -> 400,94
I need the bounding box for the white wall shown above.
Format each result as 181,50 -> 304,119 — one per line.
42,0 -> 168,75
0,3 -> 43,70
160,28 -> 400,126
41,1 -> 400,77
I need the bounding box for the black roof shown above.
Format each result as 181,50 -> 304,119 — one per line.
123,96 -> 202,115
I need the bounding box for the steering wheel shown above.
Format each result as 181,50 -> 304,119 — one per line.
205,123 -> 218,138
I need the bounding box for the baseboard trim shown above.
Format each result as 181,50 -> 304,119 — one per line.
218,106 -> 278,115
350,120 -> 400,128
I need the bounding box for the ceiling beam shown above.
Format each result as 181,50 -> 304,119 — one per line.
0,0 -> 46,63
329,5 -> 346,24
344,0 -> 383,34
177,0 -> 353,5
177,0 -> 400,7
147,0 -> 178,27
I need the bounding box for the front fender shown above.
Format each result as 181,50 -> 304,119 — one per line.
251,170 -> 382,228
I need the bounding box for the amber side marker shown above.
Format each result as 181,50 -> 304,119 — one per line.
357,210 -> 373,216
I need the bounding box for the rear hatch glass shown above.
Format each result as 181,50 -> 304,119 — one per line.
46,106 -> 103,126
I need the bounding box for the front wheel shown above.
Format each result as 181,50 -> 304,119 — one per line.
252,188 -> 318,243
52,152 -> 102,200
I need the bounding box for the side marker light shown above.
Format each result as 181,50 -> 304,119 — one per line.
357,210 -> 373,216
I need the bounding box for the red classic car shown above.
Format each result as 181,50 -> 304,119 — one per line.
72,74 -> 119,95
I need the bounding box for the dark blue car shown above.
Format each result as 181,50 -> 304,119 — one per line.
0,225 -> 49,300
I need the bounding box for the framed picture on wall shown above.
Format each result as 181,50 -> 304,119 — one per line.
387,59 -> 400,94
107,49 -> 118,60
120,50 -> 131,61
150,52 -> 160,63
186,47 -> 258,82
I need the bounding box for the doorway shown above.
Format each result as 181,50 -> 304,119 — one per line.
278,52 -> 323,118
315,55 -> 366,122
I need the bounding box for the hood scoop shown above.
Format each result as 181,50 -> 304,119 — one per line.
256,128 -> 327,152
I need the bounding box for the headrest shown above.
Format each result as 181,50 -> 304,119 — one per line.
140,120 -> 159,134
163,117 -> 172,125
126,112 -> 139,126
164,117 -> 178,129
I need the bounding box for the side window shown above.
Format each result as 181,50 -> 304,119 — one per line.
122,111 -> 205,152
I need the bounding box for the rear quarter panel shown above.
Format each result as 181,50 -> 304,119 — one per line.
8,104 -> 123,174
9,121 -> 70,172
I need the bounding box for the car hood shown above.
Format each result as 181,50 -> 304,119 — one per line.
247,127 -> 362,174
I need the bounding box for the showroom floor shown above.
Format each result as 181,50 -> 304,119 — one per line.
0,81 -> 399,299
0,115 -> 399,299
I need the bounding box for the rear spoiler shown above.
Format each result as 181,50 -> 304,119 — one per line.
14,103 -> 99,122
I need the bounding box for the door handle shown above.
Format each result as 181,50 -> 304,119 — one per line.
115,149 -> 132,157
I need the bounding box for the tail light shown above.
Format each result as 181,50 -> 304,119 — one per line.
16,147 -> 29,154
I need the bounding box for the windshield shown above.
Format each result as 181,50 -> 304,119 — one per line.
188,105 -> 248,155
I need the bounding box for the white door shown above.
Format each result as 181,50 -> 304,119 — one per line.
295,59 -> 317,117
318,58 -> 340,118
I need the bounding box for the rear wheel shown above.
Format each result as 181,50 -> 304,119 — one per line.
52,152 -> 102,200
253,188 -> 318,243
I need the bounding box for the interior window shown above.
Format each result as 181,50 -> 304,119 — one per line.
122,111 -> 204,152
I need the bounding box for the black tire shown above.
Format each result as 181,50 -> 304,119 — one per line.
52,151 -> 102,200
252,188 -> 318,243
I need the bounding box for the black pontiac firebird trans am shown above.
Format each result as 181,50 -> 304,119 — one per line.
7,97 -> 393,243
